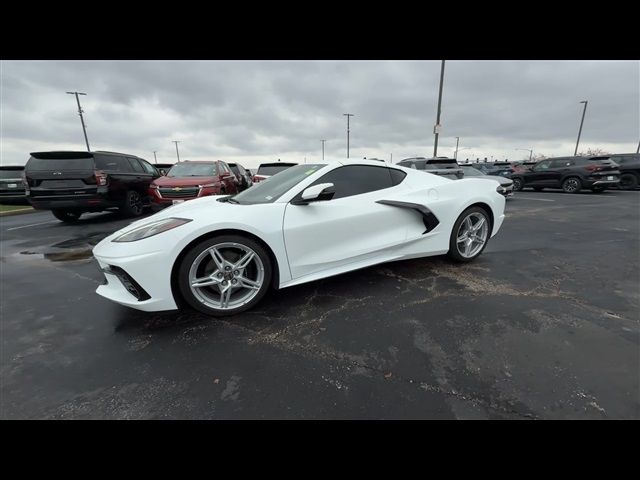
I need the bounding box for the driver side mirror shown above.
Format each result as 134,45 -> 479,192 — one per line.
291,183 -> 335,205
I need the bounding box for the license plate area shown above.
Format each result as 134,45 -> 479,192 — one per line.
172,199 -> 185,205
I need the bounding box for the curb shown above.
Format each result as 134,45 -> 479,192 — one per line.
0,207 -> 38,217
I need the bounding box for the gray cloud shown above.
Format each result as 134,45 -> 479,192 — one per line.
1,60 -> 638,168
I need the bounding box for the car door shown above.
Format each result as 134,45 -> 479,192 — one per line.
126,157 -> 148,195
282,165 -> 412,279
526,159 -> 553,186
94,154 -> 134,203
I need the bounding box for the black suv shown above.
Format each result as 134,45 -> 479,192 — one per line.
227,162 -> 253,191
0,165 -> 28,204
25,151 -> 161,222
608,153 -> 640,190
397,157 -> 464,180
510,156 -> 620,193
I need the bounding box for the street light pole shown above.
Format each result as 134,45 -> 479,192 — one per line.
433,60 -> 446,158
321,139 -> 326,161
574,100 -> 588,156
636,139 -> 639,154
153,151 -> 158,164
343,114 -> 354,158
66,91 -> 90,151
172,141 -> 181,162
454,136 -> 460,160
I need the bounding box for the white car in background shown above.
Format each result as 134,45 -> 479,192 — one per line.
93,160 -> 506,316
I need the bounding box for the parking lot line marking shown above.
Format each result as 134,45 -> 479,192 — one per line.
6,220 -> 59,231
515,196 -> 555,202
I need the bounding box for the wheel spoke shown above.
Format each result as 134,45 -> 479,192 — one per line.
209,247 -> 226,270
464,216 -> 473,232
234,251 -> 255,269
457,233 -> 468,243
239,276 -> 261,290
472,217 -> 485,232
191,274 -> 220,288
219,285 -> 233,308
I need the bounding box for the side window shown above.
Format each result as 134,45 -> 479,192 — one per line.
536,160 -> 552,170
550,159 -> 570,168
95,155 -> 132,172
127,157 -> 144,173
389,168 -> 407,186
138,159 -> 157,175
309,165 -> 394,200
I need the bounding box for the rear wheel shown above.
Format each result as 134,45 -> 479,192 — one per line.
562,177 -> 582,193
447,207 -> 491,263
119,190 -> 144,217
51,209 -> 82,223
178,235 -> 273,316
619,173 -> 638,190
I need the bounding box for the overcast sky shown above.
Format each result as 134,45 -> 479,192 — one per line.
1,60 -> 638,169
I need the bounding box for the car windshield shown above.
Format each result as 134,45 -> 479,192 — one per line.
230,164 -> 324,205
462,167 -> 484,176
0,169 -> 23,179
167,163 -> 216,177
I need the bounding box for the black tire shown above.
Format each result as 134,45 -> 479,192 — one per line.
619,173 -> 638,190
119,190 -> 144,217
533,187 -> 544,192
447,206 -> 491,263
177,234 -> 273,317
561,177 -> 582,193
51,209 -> 82,223
512,177 -> 524,191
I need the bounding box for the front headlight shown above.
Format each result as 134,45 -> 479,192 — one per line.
112,217 -> 192,242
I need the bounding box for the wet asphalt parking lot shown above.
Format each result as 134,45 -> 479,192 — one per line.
1,190 -> 639,419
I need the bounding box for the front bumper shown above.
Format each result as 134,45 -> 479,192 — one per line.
94,248 -> 178,312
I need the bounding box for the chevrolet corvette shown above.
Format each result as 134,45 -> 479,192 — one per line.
93,160 -> 506,316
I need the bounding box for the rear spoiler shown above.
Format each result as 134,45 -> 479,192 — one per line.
30,151 -> 93,159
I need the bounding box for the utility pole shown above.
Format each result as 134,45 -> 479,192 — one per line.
66,91 -> 90,151
172,141 -> 181,162
321,139 -> 326,161
574,100 -> 588,156
153,151 -> 158,164
390,153 -> 393,163
454,136 -> 460,160
636,139 -> 639,154
516,148 -> 533,161
433,60 -> 446,158
343,113 -> 354,158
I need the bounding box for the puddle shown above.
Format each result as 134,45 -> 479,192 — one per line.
15,232 -> 108,263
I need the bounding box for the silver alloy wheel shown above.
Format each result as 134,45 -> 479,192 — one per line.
563,178 -> 580,193
188,242 -> 265,310
456,212 -> 489,259
513,178 -> 522,190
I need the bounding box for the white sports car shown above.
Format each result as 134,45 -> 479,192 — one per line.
93,160 -> 506,316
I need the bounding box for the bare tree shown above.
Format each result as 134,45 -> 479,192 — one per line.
578,147 -> 611,156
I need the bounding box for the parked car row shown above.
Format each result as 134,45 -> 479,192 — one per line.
17,151 -> 268,222
460,153 -> 640,193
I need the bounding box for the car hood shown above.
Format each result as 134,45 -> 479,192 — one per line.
152,176 -> 216,187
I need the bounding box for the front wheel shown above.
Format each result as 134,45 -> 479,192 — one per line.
51,209 -> 82,223
447,207 -> 491,263
512,177 -> 524,191
178,235 -> 273,316
619,173 -> 638,190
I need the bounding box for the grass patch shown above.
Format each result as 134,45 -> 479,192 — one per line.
0,204 -> 33,213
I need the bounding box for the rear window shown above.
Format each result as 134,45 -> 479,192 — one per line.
26,156 -> 94,171
0,169 -> 24,179
257,164 -> 296,176
95,155 -> 132,172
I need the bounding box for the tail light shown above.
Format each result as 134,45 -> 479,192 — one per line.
94,170 -> 108,186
